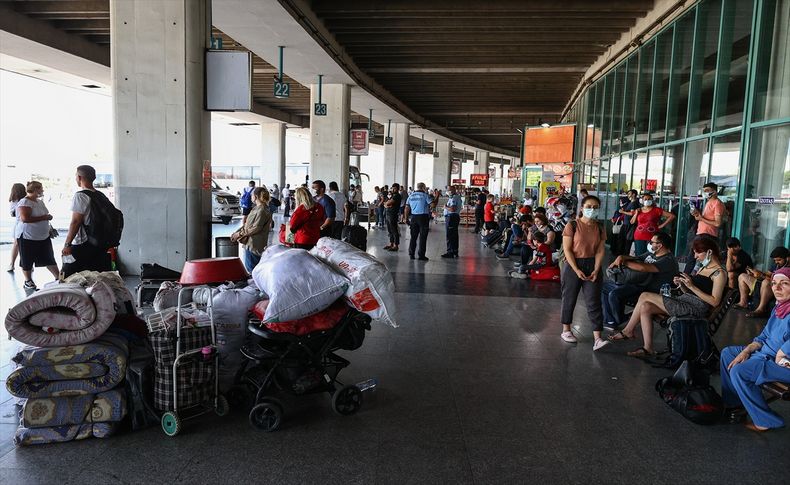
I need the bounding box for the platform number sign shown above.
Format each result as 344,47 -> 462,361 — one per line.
314,103 -> 327,116
385,136 -> 393,145
274,81 -> 290,98
433,151 -> 440,158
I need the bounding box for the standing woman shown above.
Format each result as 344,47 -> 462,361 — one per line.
231,187 -> 272,272
630,193 -> 675,255
619,189 -> 641,255
289,187 -> 325,250
7,183 -> 26,272
16,181 -> 59,290
560,195 -> 610,351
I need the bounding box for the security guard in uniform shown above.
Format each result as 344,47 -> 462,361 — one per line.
404,182 -> 433,261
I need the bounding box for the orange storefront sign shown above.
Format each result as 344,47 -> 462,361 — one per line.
523,125 -> 576,164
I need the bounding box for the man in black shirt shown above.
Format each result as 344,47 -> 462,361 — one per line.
474,189 -> 487,233
384,183 -> 403,251
724,237 -> 753,289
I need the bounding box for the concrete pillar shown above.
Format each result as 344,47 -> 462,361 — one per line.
310,83 -> 350,191
382,122 -> 410,187
408,151 -> 416,189
351,155 -> 361,168
432,140 -> 452,191
111,0 -> 211,274
261,122 -> 286,189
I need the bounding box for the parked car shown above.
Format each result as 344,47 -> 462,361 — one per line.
212,180 -> 241,224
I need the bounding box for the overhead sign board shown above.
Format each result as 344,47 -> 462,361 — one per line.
274,80 -> 290,98
758,196 -> 775,205
205,50 -> 251,111
470,173 -> 489,187
452,179 -> 467,185
349,129 -> 369,156
385,136 -> 393,145
314,103 -> 327,116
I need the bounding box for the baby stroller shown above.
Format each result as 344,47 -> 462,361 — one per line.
235,307 -> 372,431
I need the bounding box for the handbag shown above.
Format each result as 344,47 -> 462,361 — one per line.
656,361 -> 723,425
48,224 -> 59,239
605,265 -> 653,286
611,218 -> 623,235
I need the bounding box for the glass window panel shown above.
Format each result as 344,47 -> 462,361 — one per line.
677,138 -> 711,254
662,144 -> 684,243
688,0 -> 722,137
610,63 -> 626,154
601,72 -> 614,156
633,151 -> 649,193
584,90 -> 596,160
599,158 -> 612,218
592,82 -> 603,158
252,166 -> 262,182
740,124 -> 790,269
622,55 -> 639,152
709,131 -> 741,243
713,0 -> 753,130
213,165 -> 233,179
650,29 -> 674,145
634,42 -> 655,149
667,12 -> 696,142
752,0 -> 790,122
646,149 -> 664,196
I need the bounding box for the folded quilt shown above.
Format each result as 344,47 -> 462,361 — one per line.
5,282 -> 116,347
20,389 -> 127,428
6,331 -> 128,399
14,422 -> 119,446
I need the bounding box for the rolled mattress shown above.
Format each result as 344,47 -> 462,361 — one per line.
4,282 -> 116,347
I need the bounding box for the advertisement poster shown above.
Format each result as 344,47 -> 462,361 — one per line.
451,159 -> 461,175
539,181 -> 561,206
523,167 -> 542,187
349,129 -> 369,156
470,173 -> 489,187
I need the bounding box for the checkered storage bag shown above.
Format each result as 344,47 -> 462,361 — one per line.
149,326 -> 214,411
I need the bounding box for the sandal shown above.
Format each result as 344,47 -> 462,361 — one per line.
745,310 -> 769,319
608,331 -> 632,342
627,347 -> 656,358
732,304 -> 748,310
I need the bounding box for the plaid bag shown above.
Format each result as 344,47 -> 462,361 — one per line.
149,326 -> 214,411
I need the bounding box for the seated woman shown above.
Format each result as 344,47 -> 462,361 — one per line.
496,214 -> 532,259
721,268 -> 790,431
609,237 -> 727,357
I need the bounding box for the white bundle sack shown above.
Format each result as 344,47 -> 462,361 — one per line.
259,244 -> 291,264
311,237 -> 398,327
251,249 -> 348,323
211,283 -> 262,391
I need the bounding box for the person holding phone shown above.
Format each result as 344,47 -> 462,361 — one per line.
684,183 -> 725,273
720,267 -> 790,432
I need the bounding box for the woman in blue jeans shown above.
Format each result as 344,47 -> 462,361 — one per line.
720,267 -> 790,431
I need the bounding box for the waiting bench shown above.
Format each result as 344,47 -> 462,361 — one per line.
763,381 -> 790,403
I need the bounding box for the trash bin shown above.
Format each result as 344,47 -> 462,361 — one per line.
215,237 -> 239,258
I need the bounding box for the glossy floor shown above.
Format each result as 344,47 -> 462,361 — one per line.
0,218 -> 788,484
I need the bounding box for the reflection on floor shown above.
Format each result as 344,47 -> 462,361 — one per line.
0,219 -> 788,483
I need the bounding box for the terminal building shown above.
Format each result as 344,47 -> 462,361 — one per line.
0,0 -> 788,483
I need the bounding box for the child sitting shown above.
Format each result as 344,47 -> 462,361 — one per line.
509,231 -> 553,280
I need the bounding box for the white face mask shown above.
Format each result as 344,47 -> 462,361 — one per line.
311,189 -> 318,197
699,250 -> 712,268
582,208 -> 599,219
703,191 -> 713,200
643,199 -> 653,207
647,242 -> 657,254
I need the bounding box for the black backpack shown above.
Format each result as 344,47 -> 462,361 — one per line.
82,190 -> 124,249
656,361 -> 724,425
655,317 -> 719,371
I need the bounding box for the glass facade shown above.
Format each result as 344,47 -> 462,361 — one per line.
571,0 -> 790,268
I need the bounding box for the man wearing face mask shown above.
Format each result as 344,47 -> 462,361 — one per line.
601,232 -> 677,331
441,186 -> 462,258
684,182 -> 725,273
311,180 -> 336,239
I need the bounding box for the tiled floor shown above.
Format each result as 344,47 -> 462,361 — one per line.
0,218 -> 788,484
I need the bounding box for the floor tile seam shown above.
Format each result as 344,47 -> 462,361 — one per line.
445,367 -> 480,484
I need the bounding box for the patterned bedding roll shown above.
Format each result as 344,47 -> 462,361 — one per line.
6,331 -> 129,399
5,282 -> 116,347
20,389 -> 127,428
14,422 -> 119,446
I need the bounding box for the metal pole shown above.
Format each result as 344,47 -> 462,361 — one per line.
318,74 -> 323,104
278,46 -> 284,82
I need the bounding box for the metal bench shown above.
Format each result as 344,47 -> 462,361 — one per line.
763,381 -> 790,403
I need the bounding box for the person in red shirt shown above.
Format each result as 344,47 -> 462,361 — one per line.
288,187 -> 325,249
483,195 -> 497,233
509,231 -> 553,279
630,193 -> 675,255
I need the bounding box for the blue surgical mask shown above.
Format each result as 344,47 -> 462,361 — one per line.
582,208 -> 599,219
643,199 -> 653,207
700,250 -> 712,268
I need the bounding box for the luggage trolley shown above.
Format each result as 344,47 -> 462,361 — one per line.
150,285 -> 229,436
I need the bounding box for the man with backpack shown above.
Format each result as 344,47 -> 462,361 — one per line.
240,180 -> 256,224
62,165 -> 123,278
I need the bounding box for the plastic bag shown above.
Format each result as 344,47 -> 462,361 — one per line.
251,249 -> 348,323
211,283 -> 262,391
310,237 -> 398,327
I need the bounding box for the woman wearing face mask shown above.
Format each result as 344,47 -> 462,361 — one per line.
560,195 -> 610,351
630,193 -> 675,255
15,181 -> 59,290
609,237 -> 727,357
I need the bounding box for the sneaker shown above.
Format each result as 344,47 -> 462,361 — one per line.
496,254 -> 510,260
494,249 -> 504,255
23,280 -> 37,290
508,271 -> 528,280
418,256 -> 429,261
441,253 -> 453,258
593,338 -> 610,351
513,262 -> 521,268
6,265 -> 14,273
603,322 -> 618,332
561,331 -> 577,343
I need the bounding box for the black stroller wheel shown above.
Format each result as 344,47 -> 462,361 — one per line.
249,400 -> 283,432
331,385 -> 363,416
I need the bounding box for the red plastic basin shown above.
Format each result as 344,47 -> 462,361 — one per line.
179,257 -> 248,285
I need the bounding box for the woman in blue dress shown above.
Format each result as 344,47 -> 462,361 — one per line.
720,267 -> 790,431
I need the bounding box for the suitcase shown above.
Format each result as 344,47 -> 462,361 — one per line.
482,230 -> 503,247
342,224 -> 368,251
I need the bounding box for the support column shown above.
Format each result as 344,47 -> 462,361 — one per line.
351,155 -> 361,168
111,0 -> 211,274
382,122 -> 410,187
261,122 -> 286,189
432,140 -> 452,191
408,152 -> 416,189
310,84 -> 350,191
